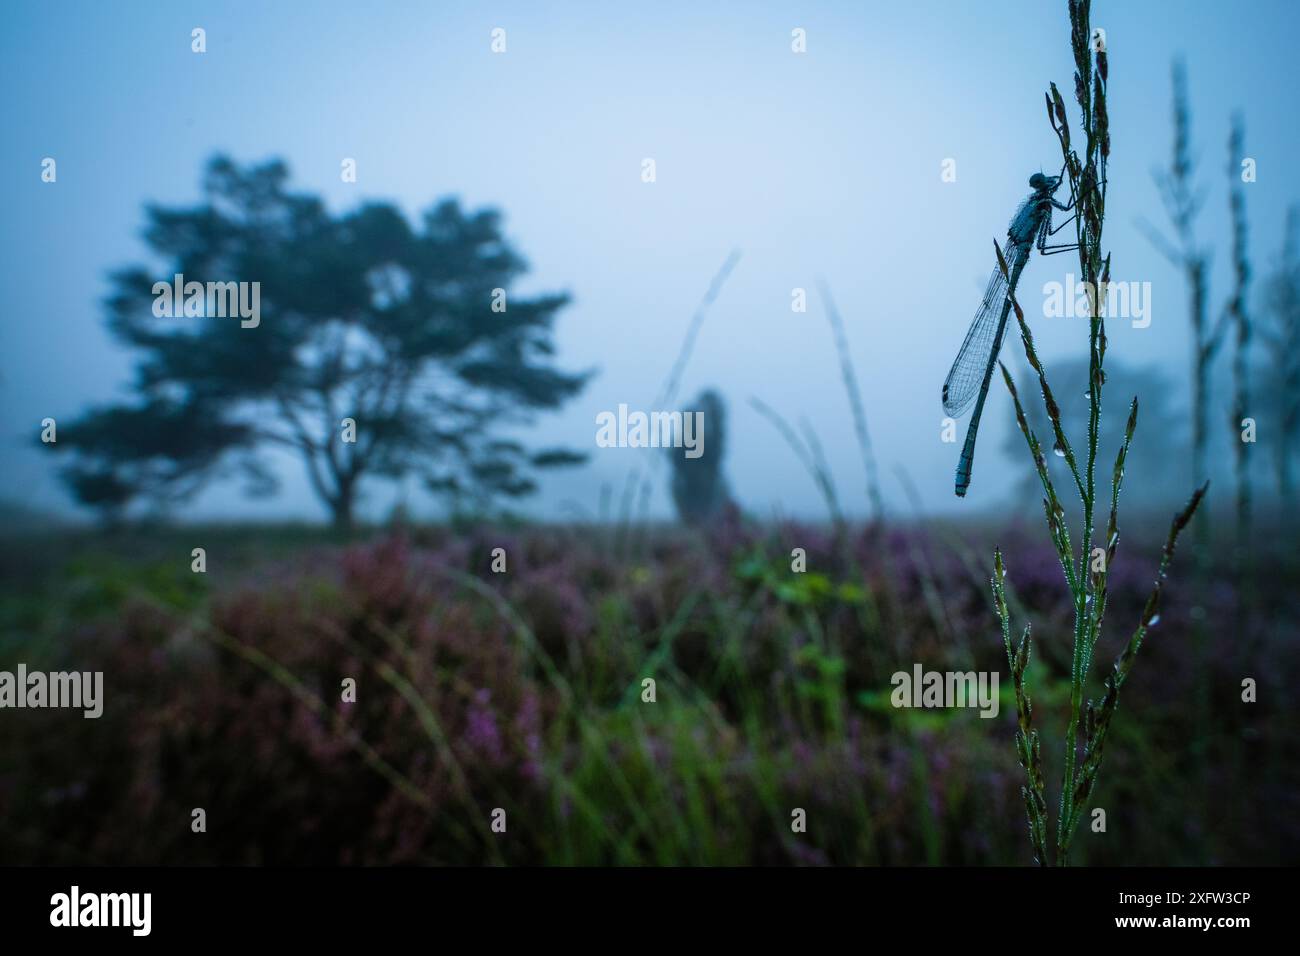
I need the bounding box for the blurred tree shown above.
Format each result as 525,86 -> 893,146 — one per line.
668,389 -> 732,523
1001,358 -> 1186,513
1222,115 -> 1253,549
1260,206 -> 1300,497
46,156 -> 590,528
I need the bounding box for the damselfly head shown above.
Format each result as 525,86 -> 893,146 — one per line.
1028,172 -> 1062,193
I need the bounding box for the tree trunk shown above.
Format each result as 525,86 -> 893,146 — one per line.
330,488 -> 356,534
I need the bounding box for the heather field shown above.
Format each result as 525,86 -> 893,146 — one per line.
2,512 -> 1294,866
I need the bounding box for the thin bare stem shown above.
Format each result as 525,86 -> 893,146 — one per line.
818,280 -> 886,522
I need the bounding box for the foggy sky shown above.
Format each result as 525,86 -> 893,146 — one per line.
3,0 -> 1297,523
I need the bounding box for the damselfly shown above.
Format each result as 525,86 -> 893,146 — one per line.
942,168 -> 1083,497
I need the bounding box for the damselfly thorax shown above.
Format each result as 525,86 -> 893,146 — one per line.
1008,174 -> 1064,248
